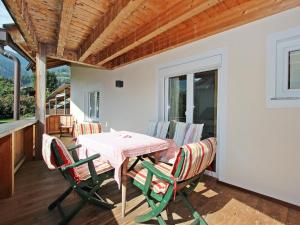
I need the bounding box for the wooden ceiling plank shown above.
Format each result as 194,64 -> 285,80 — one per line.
56,0 -> 77,56
106,0 -> 300,68
94,0 -> 221,65
78,0 -> 146,61
2,0 -> 38,52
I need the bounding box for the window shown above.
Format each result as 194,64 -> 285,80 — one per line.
87,91 -> 100,121
267,26 -> 300,107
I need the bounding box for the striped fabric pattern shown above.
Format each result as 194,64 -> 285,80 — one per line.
128,162 -> 173,194
76,158 -> 113,180
174,137 -> 216,182
173,122 -> 189,146
42,134 -> 112,182
155,121 -> 170,139
146,121 -> 157,136
183,123 -> 204,144
73,122 -> 102,137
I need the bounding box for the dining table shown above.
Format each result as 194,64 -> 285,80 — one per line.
76,130 -> 176,218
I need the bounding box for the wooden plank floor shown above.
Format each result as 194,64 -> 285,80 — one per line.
0,138 -> 299,224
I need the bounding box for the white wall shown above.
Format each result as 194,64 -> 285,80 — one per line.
71,7 -> 300,206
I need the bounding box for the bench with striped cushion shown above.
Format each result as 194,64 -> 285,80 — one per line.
73,122 -> 102,137
128,137 -> 216,195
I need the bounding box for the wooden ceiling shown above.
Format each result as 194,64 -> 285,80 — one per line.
3,0 -> 300,70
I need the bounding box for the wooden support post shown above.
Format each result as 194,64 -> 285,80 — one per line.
0,135 -> 13,198
23,125 -> 34,161
64,89 -> 66,115
35,43 -> 47,159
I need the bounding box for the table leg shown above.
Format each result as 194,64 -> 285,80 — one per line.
121,158 -> 129,218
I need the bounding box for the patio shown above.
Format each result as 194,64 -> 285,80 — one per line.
0,136 -> 298,225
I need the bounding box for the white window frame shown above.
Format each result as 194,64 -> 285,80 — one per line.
157,48 -> 228,180
266,26 -> 300,108
86,91 -> 100,122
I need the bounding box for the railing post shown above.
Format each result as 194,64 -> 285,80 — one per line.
0,135 -> 13,198
35,43 -> 47,159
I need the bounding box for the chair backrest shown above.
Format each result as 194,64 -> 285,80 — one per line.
183,123 -> 204,144
146,121 -> 157,136
60,115 -> 74,127
42,134 -> 80,182
173,122 -> 189,146
171,137 -> 216,182
155,121 -> 170,139
73,122 -> 102,137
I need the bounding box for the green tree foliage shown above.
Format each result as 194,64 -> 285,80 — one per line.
0,76 -> 14,96
47,71 -> 58,95
0,76 -> 35,119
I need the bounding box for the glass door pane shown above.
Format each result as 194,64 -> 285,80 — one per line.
168,75 -> 187,122
193,70 -> 218,139
89,92 -> 95,119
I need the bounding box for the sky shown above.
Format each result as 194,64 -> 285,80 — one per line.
0,1 -> 14,28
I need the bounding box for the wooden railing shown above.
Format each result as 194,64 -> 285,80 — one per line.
0,119 -> 37,198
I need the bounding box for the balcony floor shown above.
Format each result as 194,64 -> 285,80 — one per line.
0,138 -> 299,224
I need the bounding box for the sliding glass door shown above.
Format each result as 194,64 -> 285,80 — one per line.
165,69 -> 218,171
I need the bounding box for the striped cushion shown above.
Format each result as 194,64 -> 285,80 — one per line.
76,157 -> 113,181
73,123 -> 102,137
174,137 -> 216,182
52,138 -> 81,182
173,122 -> 189,146
155,121 -> 170,139
128,162 -> 173,194
183,123 -> 204,144
146,121 -> 157,136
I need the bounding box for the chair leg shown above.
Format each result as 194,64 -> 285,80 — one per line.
178,191 -> 208,225
135,196 -> 169,224
128,156 -> 144,171
57,200 -> 86,225
48,186 -> 73,211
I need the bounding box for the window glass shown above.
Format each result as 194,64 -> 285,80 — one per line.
288,49 -> 300,89
89,92 -> 95,118
193,70 -> 218,139
168,75 -> 186,122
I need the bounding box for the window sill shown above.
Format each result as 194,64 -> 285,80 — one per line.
267,97 -> 300,108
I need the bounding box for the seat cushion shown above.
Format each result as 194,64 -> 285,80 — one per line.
128,162 -> 173,195
75,157 -> 113,181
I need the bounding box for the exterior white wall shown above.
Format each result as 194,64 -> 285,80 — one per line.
71,7 -> 300,206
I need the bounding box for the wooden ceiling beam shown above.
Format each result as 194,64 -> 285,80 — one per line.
94,0 -> 221,65
56,0 -> 77,57
106,0 -> 300,69
46,44 -> 106,69
78,0 -> 146,61
2,0 -> 38,52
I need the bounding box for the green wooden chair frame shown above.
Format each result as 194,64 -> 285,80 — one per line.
49,141 -> 114,225
131,150 -> 208,225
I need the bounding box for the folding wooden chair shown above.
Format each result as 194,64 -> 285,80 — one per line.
128,137 -> 216,225
59,115 -> 74,137
42,134 -> 114,225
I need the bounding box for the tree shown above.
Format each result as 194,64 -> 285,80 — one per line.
47,71 -> 58,95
